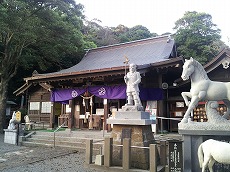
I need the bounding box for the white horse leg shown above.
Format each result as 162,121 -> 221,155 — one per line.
202,156 -> 210,172
181,92 -> 192,106
181,96 -> 199,123
208,157 -> 215,172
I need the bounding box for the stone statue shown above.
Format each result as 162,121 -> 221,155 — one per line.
8,111 -> 16,130
123,63 -> 143,111
24,115 -> 31,130
180,57 -> 230,123
198,139 -> 230,172
205,101 -> 229,123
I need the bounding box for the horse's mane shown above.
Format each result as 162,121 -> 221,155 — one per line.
191,59 -> 209,80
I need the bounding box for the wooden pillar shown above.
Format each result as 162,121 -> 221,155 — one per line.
157,72 -> 167,132
49,102 -> 54,128
68,100 -> 74,129
61,104 -> 65,115
74,104 -> 80,128
157,72 -> 163,117
103,99 -> 109,130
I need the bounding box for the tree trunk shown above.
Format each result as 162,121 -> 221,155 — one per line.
0,80 -> 8,133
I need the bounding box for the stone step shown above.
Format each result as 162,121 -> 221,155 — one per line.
21,141 -> 102,155
26,137 -> 85,147
21,140 -> 84,149
31,134 -> 87,142
22,132 -> 104,151
33,131 -> 110,140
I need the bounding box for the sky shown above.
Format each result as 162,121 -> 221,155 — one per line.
76,0 -> 230,46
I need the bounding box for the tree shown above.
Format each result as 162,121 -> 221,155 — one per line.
173,11 -> 222,64
0,0 -> 96,132
83,19 -> 120,47
118,25 -> 157,43
83,22 -> 157,47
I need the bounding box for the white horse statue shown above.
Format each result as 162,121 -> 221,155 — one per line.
8,111 -> 16,130
198,139 -> 230,172
181,57 -> 230,123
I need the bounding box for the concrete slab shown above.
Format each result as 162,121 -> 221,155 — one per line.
115,111 -> 150,119
107,118 -> 155,125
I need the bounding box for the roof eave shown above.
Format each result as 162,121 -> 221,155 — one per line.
24,64 -> 154,83
13,83 -> 32,96
150,57 -> 184,68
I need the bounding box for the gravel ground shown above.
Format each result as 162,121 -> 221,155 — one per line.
0,131 -> 181,172
0,134 -> 102,172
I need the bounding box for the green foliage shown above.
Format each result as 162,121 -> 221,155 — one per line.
83,21 -> 157,47
0,0 -> 97,132
173,11 -> 222,64
120,25 -> 156,42
0,0 -> 96,74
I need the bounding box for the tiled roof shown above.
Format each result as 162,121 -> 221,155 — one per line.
44,35 -> 175,76
204,48 -> 230,73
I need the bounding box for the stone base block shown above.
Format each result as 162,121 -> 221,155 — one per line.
178,121 -> 230,131
107,118 -> 155,125
121,105 -> 143,111
107,111 -> 155,125
95,155 -> 104,166
115,111 -> 150,119
4,129 -> 17,145
111,124 -> 155,170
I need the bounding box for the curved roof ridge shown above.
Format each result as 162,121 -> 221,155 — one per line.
88,34 -> 172,51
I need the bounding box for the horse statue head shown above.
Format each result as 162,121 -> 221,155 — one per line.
181,57 -> 209,82
181,57 -> 195,81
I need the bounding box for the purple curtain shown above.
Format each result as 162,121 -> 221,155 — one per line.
140,87 -> 163,101
50,85 -> 163,102
51,88 -> 86,102
88,85 -> 126,99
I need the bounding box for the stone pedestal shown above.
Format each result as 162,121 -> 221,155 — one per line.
107,111 -> 155,170
179,128 -> 230,172
95,155 -> 104,166
4,129 -> 17,145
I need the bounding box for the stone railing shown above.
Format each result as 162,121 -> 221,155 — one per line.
85,138 -> 178,172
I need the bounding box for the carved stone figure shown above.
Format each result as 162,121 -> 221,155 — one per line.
181,57 -> 230,123
198,139 -> 230,172
123,63 -> 143,111
24,115 -> 31,130
7,111 -> 16,130
205,101 -> 229,123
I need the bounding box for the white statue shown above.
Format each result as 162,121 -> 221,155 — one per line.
198,139 -> 230,172
124,63 -> 143,110
8,111 -> 16,130
205,101 -> 229,123
24,115 -> 31,130
181,57 -> 230,123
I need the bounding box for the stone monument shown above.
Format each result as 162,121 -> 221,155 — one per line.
178,57 -> 230,171
24,115 -> 31,130
107,63 -> 155,169
4,111 -> 18,145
